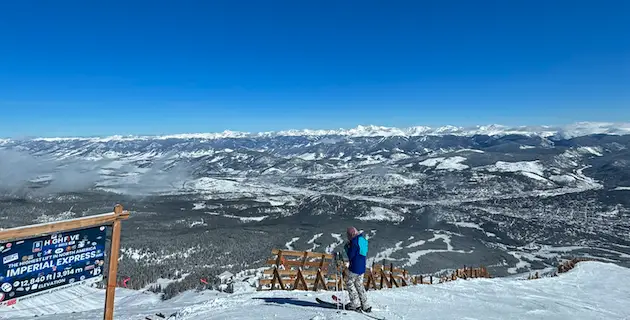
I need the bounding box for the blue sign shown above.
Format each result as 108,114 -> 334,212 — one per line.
0,225 -> 108,306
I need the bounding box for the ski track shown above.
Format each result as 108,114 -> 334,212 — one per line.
407,233 -> 453,250
368,241 -> 405,265
285,237 -> 300,250
307,233 -> 324,251
326,233 -> 345,254
403,232 -> 472,267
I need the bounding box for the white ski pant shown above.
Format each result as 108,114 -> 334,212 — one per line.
346,271 -> 370,309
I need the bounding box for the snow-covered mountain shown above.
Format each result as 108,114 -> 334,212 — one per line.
1,122 -> 630,299
9,121 -> 630,142
1,261 -> 629,320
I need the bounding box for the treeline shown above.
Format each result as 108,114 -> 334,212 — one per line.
105,222 -> 289,299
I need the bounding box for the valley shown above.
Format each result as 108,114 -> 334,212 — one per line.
1,123 -> 629,298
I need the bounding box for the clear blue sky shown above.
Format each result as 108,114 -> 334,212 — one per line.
1,0 -> 629,138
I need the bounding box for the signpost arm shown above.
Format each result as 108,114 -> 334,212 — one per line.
104,204 -> 125,320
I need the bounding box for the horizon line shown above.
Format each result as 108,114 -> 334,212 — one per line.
2,121 -> 630,141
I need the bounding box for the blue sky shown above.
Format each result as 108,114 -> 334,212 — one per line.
0,0 -> 629,138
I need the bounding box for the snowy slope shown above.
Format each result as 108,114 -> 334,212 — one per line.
2,261 -> 629,320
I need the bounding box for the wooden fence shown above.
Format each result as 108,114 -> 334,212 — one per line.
258,249 -> 338,291
527,257 -> 594,280
362,263 -> 412,290
435,265 -> 491,284
258,249 -> 491,291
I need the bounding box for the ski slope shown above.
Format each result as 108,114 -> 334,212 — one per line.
1,261 -> 629,320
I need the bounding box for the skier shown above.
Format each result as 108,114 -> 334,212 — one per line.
343,226 -> 372,312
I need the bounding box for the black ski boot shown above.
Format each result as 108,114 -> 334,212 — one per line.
344,303 -> 359,311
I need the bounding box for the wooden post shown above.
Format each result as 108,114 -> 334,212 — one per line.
104,204 -> 126,320
313,253 -> 327,291
401,270 -> 408,287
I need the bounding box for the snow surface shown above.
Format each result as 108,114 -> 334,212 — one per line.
418,156 -> 469,171
368,241 -> 405,265
577,146 -> 604,157
191,202 -> 206,210
549,174 -> 577,184
613,187 -> 630,191
3,262 -> 630,320
449,221 -> 498,238
307,233 -> 323,251
403,233 -> 472,267
221,214 -> 268,223
325,233 -> 344,254
456,148 -> 485,154
297,153 -> 317,160
355,207 -> 404,222
507,251 -> 534,274
488,161 -> 545,176
285,237 -> 300,250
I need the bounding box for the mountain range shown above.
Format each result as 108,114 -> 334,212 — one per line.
0,121 -> 629,298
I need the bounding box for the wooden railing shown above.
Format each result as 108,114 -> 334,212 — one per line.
258,249 -> 491,291
527,257 -> 594,280
435,265 -> 491,283
258,249 -> 338,291
363,263 -> 412,289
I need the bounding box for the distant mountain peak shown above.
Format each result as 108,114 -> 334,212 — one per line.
8,121 -> 630,142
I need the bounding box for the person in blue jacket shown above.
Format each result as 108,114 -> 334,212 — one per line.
343,226 -> 371,312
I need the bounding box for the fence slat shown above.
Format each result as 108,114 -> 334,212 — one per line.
259,249 -> 493,291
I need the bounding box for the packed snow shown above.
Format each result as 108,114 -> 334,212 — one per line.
3,262 -> 630,320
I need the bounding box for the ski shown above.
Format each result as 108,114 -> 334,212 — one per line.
315,297 -> 343,309
316,297 -> 386,320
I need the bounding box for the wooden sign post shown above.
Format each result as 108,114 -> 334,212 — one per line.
0,204 -> 130,320
103,204 -> 129,320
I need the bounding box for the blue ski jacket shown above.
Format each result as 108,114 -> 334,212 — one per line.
345,233 -> 368,275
